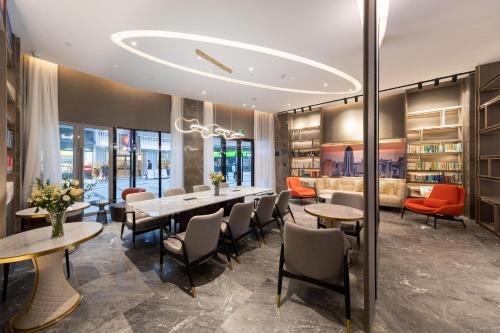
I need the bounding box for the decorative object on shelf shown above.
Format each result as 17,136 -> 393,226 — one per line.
209,172 -> 225,196
27,177 -> 84,238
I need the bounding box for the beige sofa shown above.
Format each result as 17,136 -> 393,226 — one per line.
315,177 -> 406,208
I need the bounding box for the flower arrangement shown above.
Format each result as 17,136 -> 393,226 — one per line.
27,177 -> 84,238
208,172 -> 225,186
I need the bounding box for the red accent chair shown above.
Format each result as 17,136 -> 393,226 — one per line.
401,184 -> 465,229
287,177 -> 316,205
121,187 -> 146,201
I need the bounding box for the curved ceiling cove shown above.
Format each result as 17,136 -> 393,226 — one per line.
110,30 -> 362,95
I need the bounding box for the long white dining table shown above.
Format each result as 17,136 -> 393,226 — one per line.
128,186 -> 273,218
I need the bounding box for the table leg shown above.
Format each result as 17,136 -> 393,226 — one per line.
96,205 -> 107,224
7,251 -> 81,332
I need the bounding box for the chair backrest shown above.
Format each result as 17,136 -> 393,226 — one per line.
121,187 -> 146,201
164,187 -> 186,197
193,185 -> 211,192
429,184 -> 464,205
255,194 -> 277,223
125,192 -> 155,222
184,208 -> 224,262
287,177 -> 302,189
284,222 -> 345,283
227,202 -> 254,238
219,182 -> 229,188
330,192 -> 364,211
276,190 -> 292,215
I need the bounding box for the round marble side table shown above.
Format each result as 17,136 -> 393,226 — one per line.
15,202 -> 90,221
0,222 -> 103,332
304,203 -> 363,229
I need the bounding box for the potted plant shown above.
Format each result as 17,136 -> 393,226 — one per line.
27,177 -> 84,238
208,172 -> 225,196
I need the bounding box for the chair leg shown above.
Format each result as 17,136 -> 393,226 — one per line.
221,234 -> 233,270
120,223 -> 125,239
132,232 -> 136,249
2,263 -> 9,303
277,243 -> 285,308
65,249 -> 71,279
258,224 -> 266,244
400,207 -> 405,219
434,217 -> 437,229
185,262 -> 195,298
344,255 -> 351,333
288,205 -> 296,223
251,223 -> 261,247
461,219 -> 466,229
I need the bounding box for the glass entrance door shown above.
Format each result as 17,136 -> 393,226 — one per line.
115,128 -> 132,201
240,140 -> 254,186
225,140 -> 238,186
218,138 -> 254,186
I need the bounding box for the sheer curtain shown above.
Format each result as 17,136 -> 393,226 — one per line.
254,111 -> 275,190
170,96 -> 184,188
22,56 -> 61,204
203,102 -> 214,185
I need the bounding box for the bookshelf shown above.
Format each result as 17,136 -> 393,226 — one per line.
476,62 -> 500,236
406,89 -> 464,198
289,111 -> 321,178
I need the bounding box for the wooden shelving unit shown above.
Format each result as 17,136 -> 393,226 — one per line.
476,62 -> 500,236
405,88 -> 464,198
289,111 -> 321,178
1,1 -> 21,237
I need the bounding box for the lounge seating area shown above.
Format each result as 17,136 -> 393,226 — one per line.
1,2 -> 500,333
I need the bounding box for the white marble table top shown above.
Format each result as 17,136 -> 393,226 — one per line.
15,202 -> 91,218
304,203 -> 363,221
0,222 -> 102,264
128,186 -> 273,217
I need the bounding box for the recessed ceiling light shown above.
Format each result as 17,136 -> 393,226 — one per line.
291,76 -> 295,80
323,83 -> 328,87
349,88 -> 353,92
202,90 -> 207,95
113,64 -> 119,68
197,56 -> 202,60
248,67 -> 254,71
131,41 -> 137,46
111,30 -> 361,95
287,103 -> 291,107
243,103 -> 247,107
251,105 -> 255,108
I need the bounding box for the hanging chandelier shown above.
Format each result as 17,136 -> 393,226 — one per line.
174,117 -> 244,140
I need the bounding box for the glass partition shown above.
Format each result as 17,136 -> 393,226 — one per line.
160,132 -> 171,196
59,124 -> 75,180
135,131 -> 160,194
83,127 -> 110,212
115,128 -> 132,201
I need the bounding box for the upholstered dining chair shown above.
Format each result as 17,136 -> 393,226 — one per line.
277,222 -> 351,332
121,187 -> 146,201
331,192 -> 364,248
193,185 -> 211,192
219,182 -> 229,188
275,190 -> 295,224
252,194 -> 279,242
221,202 -> 259,262
164,187 -> 186,197
160,208 -> 231,297
123,192 -> 166,248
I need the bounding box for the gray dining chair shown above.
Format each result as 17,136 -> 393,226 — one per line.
277,222 -> 351,332
275,190 -> 295,224
160,208 -> 231,298
164,187 -> 186,197
221,202 -> 259,262
193,185 -> 211,192
123,192 -> 166,248
331,192 -> 364,248
252,194 -> 279,242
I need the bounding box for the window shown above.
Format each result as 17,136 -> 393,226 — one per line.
59,124 -> 75,179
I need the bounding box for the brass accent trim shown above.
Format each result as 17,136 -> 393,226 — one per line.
191,287 -> 196,298
235,256 -> 241,264
0,225 -> 103,264
227,261 -> 233,270
346,319 -> 351,333
195,49 -> 233,74
6,296 -> 82,333
276,295 -> 281,307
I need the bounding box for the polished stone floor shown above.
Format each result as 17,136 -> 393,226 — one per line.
1,200 -> 500,332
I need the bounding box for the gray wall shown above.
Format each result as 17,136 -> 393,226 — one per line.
214,104 -> 254,139
406,83 -> 460,113
183,99 -> 204,192
58,66 -> 171,132
322,93 -> 406,143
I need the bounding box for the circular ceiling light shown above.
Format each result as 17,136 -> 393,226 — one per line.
111,30 -> 361,95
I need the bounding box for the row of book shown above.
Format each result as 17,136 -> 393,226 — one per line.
291,150 -> 320,157
6,129 -> 14,149
407,173 -> 462,184
407,143 -> 462,154
407,161 -> 462,171
291,160 -> 320,169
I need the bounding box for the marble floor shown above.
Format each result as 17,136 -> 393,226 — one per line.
1,201 -> 500,332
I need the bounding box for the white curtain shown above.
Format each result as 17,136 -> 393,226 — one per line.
203,102 -> 214,185
254,111 -> 275,190
170,96 -> 184,188
22,56 -> 61,204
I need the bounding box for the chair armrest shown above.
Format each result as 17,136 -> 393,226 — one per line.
124,211 -> 135,223
165,231 -> 185,243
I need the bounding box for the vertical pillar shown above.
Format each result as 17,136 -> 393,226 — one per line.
363,0 -> 379,332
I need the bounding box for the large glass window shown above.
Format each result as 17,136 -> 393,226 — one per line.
214,138 -> 254,186
115,128 -> 132,201
241,140 -> 253,186
214,137 -> 222,174
160,132 -> 172,196
83,127 -> 110,212
59,124 -> 74,179
135,131 -> 160,194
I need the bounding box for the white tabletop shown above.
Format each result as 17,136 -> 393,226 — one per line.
0,222 -> 103,264
129,186 -> 272,217
304,203 -> 363,221
15,202 -> 90,218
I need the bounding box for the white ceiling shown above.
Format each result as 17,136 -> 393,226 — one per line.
8,0 -> 500,112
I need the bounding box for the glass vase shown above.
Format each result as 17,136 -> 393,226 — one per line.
48,211 -> 67,238
214,185 -> 220,196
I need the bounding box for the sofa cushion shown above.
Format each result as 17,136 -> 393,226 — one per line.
423,198 -> 450,208
379,181 -> 395,196
338,178 -> 355,191
354,180 -> 363,192
379,194 -> 402,207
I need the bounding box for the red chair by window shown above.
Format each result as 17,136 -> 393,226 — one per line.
401,184 -> 465,229
121,187 -> 146,201
287,177 -> 316,205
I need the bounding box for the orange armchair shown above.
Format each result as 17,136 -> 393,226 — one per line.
287,177 -> 316,205
401,184 -> 465,229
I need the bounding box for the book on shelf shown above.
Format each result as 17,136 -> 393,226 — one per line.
6,129 -> 14,149
407,172 -> 462,184
7,154 -> 14,173
407,142 -> 462,154
407,161 -> 462,171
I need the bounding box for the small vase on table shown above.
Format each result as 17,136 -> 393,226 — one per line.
214,185 -> 220,196
48,211 -> 67,238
